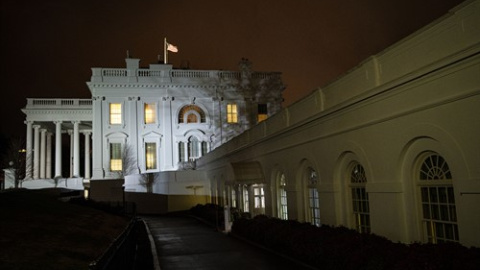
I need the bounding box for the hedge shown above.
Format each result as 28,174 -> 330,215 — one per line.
231,215 -> 480,270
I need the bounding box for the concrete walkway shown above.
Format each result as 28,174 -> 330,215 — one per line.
143,215 -> 315,270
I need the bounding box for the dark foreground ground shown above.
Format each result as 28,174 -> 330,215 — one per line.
0,189 -> 144,270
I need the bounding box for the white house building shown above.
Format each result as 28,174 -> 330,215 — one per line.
19,58 -> 285,208
17,0 -> 479,247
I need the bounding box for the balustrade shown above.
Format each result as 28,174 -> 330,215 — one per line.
95,68 -> 277,81
26,98 -> 92,108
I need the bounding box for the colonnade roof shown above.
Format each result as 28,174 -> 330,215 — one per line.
22,98 -> 92,131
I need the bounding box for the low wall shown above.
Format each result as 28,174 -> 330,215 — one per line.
89,179 -> 210,214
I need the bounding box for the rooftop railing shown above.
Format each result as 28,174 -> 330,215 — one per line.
91,68 -> 280,83
26,98 -> 92,109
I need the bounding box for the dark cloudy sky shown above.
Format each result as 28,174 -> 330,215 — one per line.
1,0 -> 465,138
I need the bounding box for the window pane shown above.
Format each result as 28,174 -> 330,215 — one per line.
349,163 -> 369,234
188,137 -> 199,159
145,142 -> 157,170
440,205 -> 449,221
187,113 -> 197,123
110,103 -> 122,124
227,104 -> 238,123
421,188 -> 429,203
429,187 -> 438,203
431,205 -> 439,220
178,142 -> 185,162
422,204 -> 431,219
110,143 -> 122,171
144,103 -> 156,124
448,188 -> 455,203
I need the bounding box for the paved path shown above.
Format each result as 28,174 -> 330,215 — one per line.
143,215 -> 315,270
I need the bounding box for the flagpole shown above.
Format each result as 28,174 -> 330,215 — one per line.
164,37 -> 168,64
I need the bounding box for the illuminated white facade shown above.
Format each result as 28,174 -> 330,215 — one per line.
87,59 -> 284,180
20,59 -> 285,194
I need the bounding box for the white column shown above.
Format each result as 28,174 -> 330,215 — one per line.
25,121 -> 33,179
184,141 -> 189,161
33,125 -> 40,179
84,131 -> 91,179
54,121 -> 62,178
40,129 -> 46,179
92,96 -> 104,179
68,130 -> 73,177
72,121 -> 80,178
46,132 -> 52,179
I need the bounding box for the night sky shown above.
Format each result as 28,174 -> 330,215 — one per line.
1,0 -> 465,139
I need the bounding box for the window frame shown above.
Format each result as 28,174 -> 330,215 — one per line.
227,103 -> 238,124
109,103 -> 122,125
417,153 -> 458,243
306,167 -> 321,226
178,105 -> 206,124
144,102 -> 157,125
349,162 -> 370,233
109,142 -> 123,172
145,142 -> 157,171
257,103 -> 268,123
278,173 -> 288,220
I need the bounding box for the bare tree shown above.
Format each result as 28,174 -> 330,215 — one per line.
116,143 -> 156,193
138,172 -> 155,193
112,143 -> 137,179
3,137 -> 28,188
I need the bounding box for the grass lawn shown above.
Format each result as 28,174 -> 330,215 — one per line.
0,189 -> 130,270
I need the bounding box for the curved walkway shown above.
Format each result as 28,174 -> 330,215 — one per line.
143,215 -> 315,270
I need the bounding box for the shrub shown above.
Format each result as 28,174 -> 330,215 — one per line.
231,216 -> 480,270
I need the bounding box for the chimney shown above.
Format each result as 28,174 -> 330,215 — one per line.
125,58 -> 140,70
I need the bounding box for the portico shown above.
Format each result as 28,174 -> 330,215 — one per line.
22,99 -> 93,186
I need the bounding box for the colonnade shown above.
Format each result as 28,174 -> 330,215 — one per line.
24,121 -> 91,180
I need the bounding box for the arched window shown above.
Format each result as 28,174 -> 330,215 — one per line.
307,167 -> 320,226
350,163 -> 370,233
278,173 -> 288,220
418,153 -> 458,243
178,105 -> 206,123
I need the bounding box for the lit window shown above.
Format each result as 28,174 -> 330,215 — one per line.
278,174 -> 288,220
257,104 -> 268,123
419,154 -> 458,243
227,103 -> 238,123
109,103 -> 122,125
350,163 -> 370,233
307,168 -> 320,226
178,105 -> 206,123
144,103 -> 157,124
110,143 -> 122,171
145,142 -> 157,170
187,113 -> 197,123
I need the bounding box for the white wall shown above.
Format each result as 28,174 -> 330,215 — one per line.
198,0 -> 480,247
